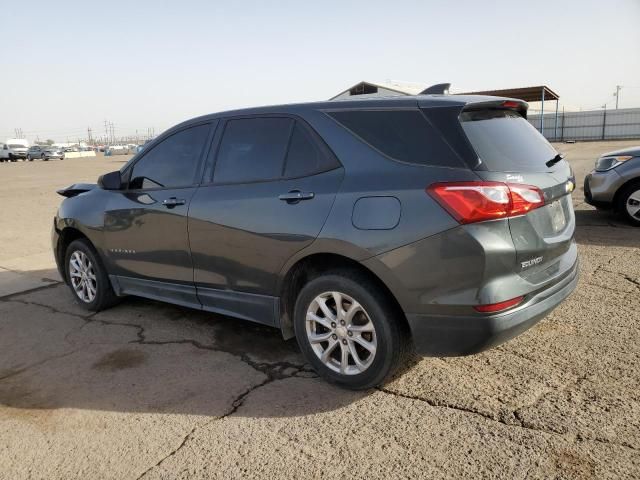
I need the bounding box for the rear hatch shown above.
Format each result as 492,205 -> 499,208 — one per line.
459,103 -> 576,284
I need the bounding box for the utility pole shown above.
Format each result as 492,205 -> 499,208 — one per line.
104,120 -> 109,145
614,85 -> 622,109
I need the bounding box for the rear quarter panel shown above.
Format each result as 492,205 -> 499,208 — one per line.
300,108 -> 480,256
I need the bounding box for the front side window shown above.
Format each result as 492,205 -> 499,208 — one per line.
213,117 -> 293,184
129,124 -> 210,190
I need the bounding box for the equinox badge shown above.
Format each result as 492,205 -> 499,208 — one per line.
521,256 -> 543,269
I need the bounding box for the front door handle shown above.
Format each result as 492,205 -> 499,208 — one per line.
162,197 -> 186,208
278,190 -> 315,204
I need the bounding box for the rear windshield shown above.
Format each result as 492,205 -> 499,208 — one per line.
328,109 -> 464,168
460,109 -> 558,172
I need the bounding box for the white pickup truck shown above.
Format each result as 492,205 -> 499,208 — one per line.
3,139 -> 29,161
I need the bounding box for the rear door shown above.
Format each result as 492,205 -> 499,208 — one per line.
188,116 -> 344,325
457,106 -> 576,283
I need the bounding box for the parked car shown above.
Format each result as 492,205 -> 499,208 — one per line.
5,139 -> 29,161
106,145 -> 129,155
27,145 -> 65,161
584,146 -> 640,226
0,143 -> 10,162
53,93 -> 578,389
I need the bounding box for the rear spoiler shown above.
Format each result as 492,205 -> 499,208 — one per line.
461,99 -> 529,118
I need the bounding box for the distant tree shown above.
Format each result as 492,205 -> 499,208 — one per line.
46,139 -> 54,145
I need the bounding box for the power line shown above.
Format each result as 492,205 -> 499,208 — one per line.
614,85 -> 622,109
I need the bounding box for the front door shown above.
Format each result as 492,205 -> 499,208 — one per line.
188,116 -> 344,325
103,122 -> 213,307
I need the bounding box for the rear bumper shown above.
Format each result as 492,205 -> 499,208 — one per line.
406,258 -> 579,356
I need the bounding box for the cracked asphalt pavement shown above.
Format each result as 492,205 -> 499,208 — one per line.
0,143 -> 639,479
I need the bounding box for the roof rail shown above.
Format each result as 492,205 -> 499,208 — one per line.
419,83 -> 451,95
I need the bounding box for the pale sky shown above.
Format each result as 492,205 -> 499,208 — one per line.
2,0 -> 639,143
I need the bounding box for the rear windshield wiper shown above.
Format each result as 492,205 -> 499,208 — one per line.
545,153 -> 565,168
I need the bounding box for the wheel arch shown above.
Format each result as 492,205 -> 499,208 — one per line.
55,227 -> 100,283
278,252 -> 408,340
613,176 -> 640,209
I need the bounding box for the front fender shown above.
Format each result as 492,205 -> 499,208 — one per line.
55,189 -> 111,263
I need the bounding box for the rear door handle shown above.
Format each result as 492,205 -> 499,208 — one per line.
162,197 -> 186,208
278,190 -> 315,203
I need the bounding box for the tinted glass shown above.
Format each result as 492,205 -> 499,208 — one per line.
329,109 -> 463,167
214,117 -> 292,183
460,110 -> 558,172
129,124 -> 209,189
283,122 -> 338,177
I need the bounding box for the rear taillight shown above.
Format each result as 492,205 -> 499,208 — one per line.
427,181 -> 544,224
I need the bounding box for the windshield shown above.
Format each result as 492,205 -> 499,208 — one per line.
460,109 -> 558,172
9,144 -> 26,149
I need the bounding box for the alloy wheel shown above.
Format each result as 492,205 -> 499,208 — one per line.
69,251 -> 97,303
305,291 -> 377,375
626,189 -> 640,219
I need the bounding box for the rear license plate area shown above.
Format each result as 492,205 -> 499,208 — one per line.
549,200 -> 566,232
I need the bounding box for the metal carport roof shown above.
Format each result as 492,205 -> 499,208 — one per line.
457,85 -> 559,102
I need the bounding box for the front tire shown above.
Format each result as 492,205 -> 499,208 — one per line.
616,181 -> 640,226
64,239 -> 119,311
294,270 -> 409,390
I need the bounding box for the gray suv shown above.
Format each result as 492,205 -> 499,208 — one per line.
584,146 -> 640,225
27,145 -> 65,161
52,94 -> 578,389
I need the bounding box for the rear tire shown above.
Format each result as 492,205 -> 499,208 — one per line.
616,181 -> 640,227
294,270 -> 410,390
64,239 -> 119,311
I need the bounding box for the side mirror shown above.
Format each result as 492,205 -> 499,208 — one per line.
98,171 -> 123,190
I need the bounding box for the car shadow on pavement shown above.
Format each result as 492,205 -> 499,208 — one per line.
574,209 -> 638,248
0,278 -> 367,418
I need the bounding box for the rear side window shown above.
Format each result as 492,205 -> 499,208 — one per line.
460,110 -> 558,172
283,122 -> 339,178
328,109 -> 464,168
214,118 -> 293,183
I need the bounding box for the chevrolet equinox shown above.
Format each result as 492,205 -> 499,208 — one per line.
53,93 -> 579,389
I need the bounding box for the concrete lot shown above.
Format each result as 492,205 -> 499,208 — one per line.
0,143 -> 639,479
